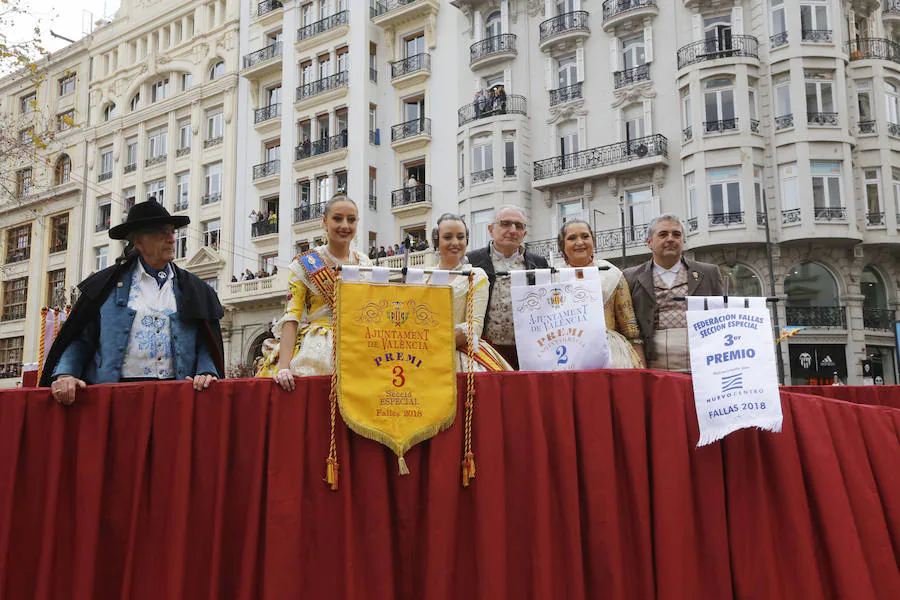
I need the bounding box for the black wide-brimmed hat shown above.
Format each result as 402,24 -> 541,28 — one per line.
109,199 -> 190,240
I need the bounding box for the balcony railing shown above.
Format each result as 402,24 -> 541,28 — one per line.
595,224 -> 649,250
889,122 -> 900,137
677,35 -> 758,69
602,0 -> 656,20
251,220 -> 278,237
176,147 -> 190,158
808,112 -> 838,126
0,363 -> 22,378
886,0 -> 900,15
174,199 -> 189,212
813,207 -> 847,221
846,38 -> 900,63
204,136 -> 223,148
613,63 -> 650,88
145,155 -> 166,167
457,94 -> 527,126
458,176 -> 465,190
95,219 -> 110,232
539,11 -> 590,41
863,307 -> 895,330
534,134 -> 667,181
504,166 -> 517,177
757,212 -> 767,226
785,306 -> 846,328
372,0 -> 429,17
802,29 -> 832,43
294,201 -> 326,223
297,10 -> 348,41
243,43 -> 282,69
370,68 -> 377,82
252,159 -> 280,180
549,82 -> 583,106
750,119 -> 760,133
781,208 -> 801,225
682,126 -> 692,142
296,71 -> 348,101
866,212 -> 885,227
775,114 -> 794,130
201,192 -> 221,205
391,183 -> 431,208
704,118 -> 738,133
391,53 -> 430,78
471,169 -> 493,184
470,34 -> 517,64
124,163 -> 137,173
254,103 -> 281,124
257,0 -> 282,17
770,31 -> 788,48
709,212 -> 744,226
98,171 -> 112,182
369,195 -> 377,210
391,118 -> 431,142
5,247 -> 29,263
858,120 -> 876,134
295,133 -> 348,160
687,217 -> 698,232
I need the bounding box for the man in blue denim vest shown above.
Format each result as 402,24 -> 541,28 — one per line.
42,200 -> 224,405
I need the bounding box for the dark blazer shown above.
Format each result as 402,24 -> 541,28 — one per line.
623,257 -> 724,359
466,244 -> 550,332
40,255 -> 225,386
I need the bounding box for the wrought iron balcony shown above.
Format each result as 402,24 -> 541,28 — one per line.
814,207 -> 847,221
470,34 -> 517,65
369,195 -> 377,210
370,68 -> 377,82
807,112 -> 838,126
294,201 -> 326,223
95,219 -> 110,232
251,220 -> 278,238
866,212 -> 885,227
296,71 -> 348,101
595,224 -> 649,251
785,306 -> 845,328
757,212 -> 767,226
252,159 -> 280,180
457,94 -> 527,126
682,126 -> 692,142
297,10 -> 348,41
458,176 -> 465,190
176,147 -> 190,158
534,134 -> 667,181
858,120 -> 876,134
770,32 -> 788,48
204,136 -> 223,148
98,171 -> 112,182
539,11 -> 590,42
504,166 -> 517,177
145,155 -> 166,167
254,103 -> 281,124
174,200 -> 189,212
243,43 -> 282,69
372,0 -> 432,18
257,0 -> 282,17
687,217 -> 698,232
124,163 -> 137,173
863,307 -> 895,330
709,212 -> 744,226
775,114 -> 794,130
471,169 -> 493,184
677,35 -> 758,69
889,122 -> 900,137
801,29 -> 832,43
549,82 -> 583,106
846,38 -> 900,63
391,183 -> 431,208
602,0 -> 656,20
391,53 -> 430,78
704,118 -> 738,134
613,63 -> 650,89
781,208 -> 801,224
391,118 -> 431,142
750,119 -> 760,133
295,133 -> 348,160
201,192 -> 221,205
523,239 -> 558,263
886,0 -> 900,15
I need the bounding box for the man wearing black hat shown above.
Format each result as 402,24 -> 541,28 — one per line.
41,200 -> 225,405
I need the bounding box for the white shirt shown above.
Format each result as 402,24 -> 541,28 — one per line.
653,260 -> 683,288
121,262 -> 177,379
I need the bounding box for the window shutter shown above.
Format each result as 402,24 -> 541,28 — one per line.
501,0 -> 509,32
643,99 -> 653,136
609,38 -> 619,71
575,46 -> 585,82
644,25 -> 654,63
692,14 -> 702,40
545,57 -> 553,90
732,7 -> 743,35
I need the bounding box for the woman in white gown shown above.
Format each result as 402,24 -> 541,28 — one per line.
429,213 -> 513,372
558,219 -> 645,368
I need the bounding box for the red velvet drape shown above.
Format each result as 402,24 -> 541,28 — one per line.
1,372 -> 898,599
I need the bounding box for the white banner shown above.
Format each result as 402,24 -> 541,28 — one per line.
687,296 -> 783,446
511,268 -> 610,371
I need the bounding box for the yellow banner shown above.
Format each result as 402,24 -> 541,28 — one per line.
336,281 -> 456,464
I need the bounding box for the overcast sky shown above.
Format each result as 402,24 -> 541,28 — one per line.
10,0 -> 121,56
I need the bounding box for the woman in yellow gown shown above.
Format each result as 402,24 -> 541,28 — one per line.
258,195 -> 372,390
429,213 -> 512,372
558,219 -> 645,368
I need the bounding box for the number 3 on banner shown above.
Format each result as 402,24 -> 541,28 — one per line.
724,334 -> 735,347
392,365 -> 406,387
556,346 -> 568,365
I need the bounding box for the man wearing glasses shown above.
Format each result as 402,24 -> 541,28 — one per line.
467,205 -> 549,369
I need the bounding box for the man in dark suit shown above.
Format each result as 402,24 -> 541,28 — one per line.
467,205 -> 549,369
623,214 -> 724,373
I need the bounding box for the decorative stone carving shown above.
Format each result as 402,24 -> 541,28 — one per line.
425,14 -> 437,48
542,189 -> 552,208
554,185 -> 583,201
191,100 -> 201,135
611,82 -> 656,109
546,101 -> 586,124
526,0 -> 544,18
223,88 -> 234,124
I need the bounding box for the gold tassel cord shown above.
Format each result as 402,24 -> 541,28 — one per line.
37,308 -> 48,383
398,456 -> 409,475
462,273 -> 477,488
325,279 -> 340,491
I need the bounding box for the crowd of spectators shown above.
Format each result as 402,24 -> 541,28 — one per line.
368,236 -> 429,260
250,210 -> 278,226
231,265 -> 278,282
473,85 -> 507,119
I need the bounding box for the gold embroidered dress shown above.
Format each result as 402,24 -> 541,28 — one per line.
257,248 -> 372,377
595,259 -> 644,368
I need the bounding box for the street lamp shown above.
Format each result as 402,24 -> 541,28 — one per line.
619,195 -> 627,269
760,194 -> 785,384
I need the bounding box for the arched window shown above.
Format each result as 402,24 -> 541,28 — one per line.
130,93 -> 141,112
103,103 -> 116,121
719,264 -> 763,297
246,331 -> 272,371
861,265 -> 888,309
209,60 -> 225,80
54,154 -> 72,185
784,262 -> 842,327
484,11 -> 502,38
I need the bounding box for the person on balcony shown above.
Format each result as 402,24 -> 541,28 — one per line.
558,219 -> 644,368
429,213 -> 512,372
466,205 -> 549,369
42,200 -> 224,405
473,89 -> 483,119
258,194 -> 372,389
496,85 -> 507,114
623,214 -> 724,373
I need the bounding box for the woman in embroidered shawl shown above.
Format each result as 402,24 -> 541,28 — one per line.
429,213 -> 512,372
558,219 -> 645,368
258,195 -> 372,389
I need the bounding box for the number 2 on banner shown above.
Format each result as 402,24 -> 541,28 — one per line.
392,365 -> 406,387
556,346 -> 568,365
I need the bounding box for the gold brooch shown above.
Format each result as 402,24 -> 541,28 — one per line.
691,272 -> 699,280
